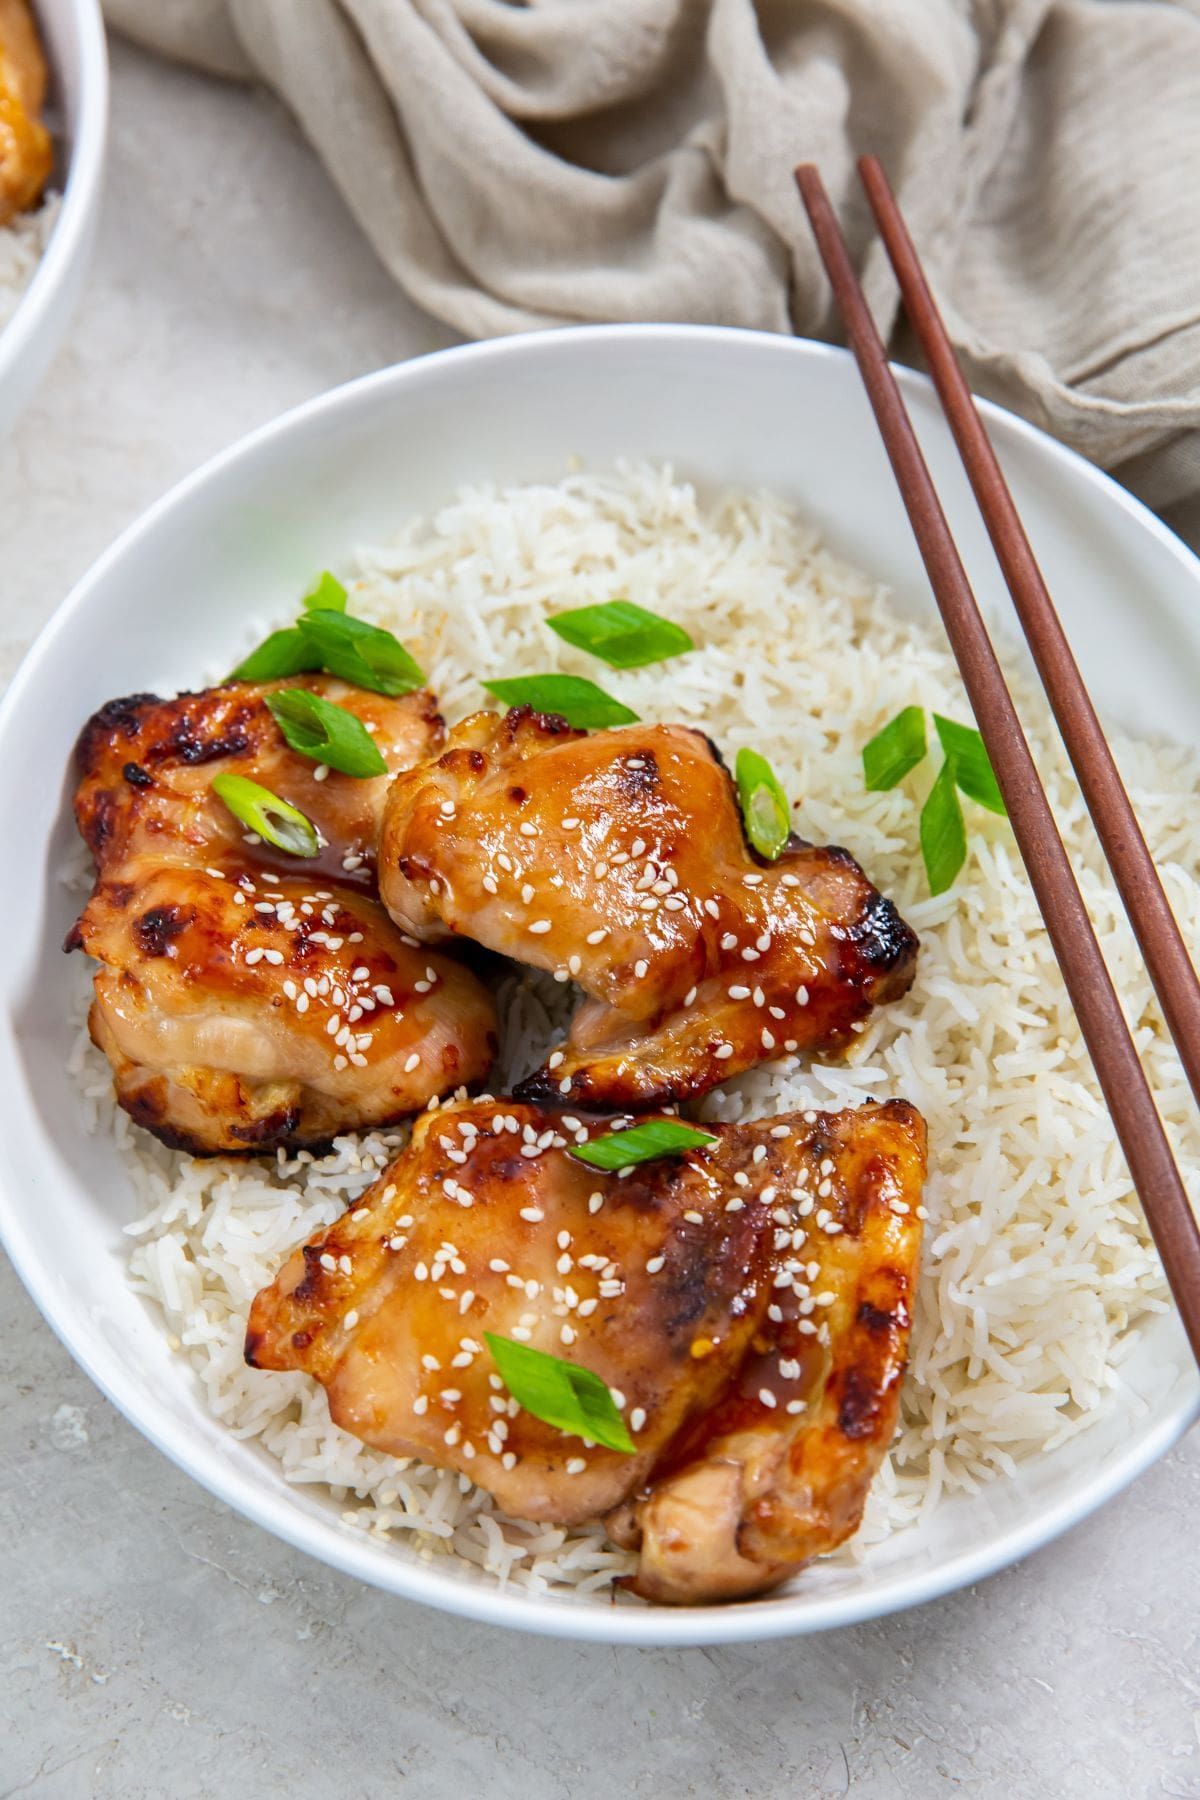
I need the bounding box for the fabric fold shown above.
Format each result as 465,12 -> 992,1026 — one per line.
104,0 -> 1200,542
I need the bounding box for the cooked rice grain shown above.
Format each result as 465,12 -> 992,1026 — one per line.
0,194 -> 59,332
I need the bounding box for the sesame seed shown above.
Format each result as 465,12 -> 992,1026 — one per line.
761,1028 -> 776,1048
501,1452 -> 517,1471
786,1398 -> 806,1414
560,1325 -> 576,1346
319,1253 -> 337,1272
742,947 -> 761,962
510,1326 -> 531,1341
715,1043 -> 735,1061
519,822 -> 538,838
482,874 -> 498,894
758,1388 -> 777,1409
728,984 -> 750,1000
338,1254 -> 353,1275
521,883 -> 535,904
413,1395 -> 429,1415
721,933 -> 738,950
519,1206 -> 544,1222
587,1193 -> 604,1215
704,899 -> 721,919
244,947 -> 264,966
684,986 -> 698,1006
528,919 -> 552,935
645,1255 -> 665,1274
404,1052 -> 421,1073
725,1197 -> 745,1212
489,1258 -> 509,1273
630,838 -> 646,857
770,1124 -> 792,1139
634,959 -> 648,979
630,1408 -> 646,1432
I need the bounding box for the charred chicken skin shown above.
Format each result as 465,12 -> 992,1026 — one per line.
246,1096 -> 926,1603
378,709 -> 918,1109
69,680 -> 498,1154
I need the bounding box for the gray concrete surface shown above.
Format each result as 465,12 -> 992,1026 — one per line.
2,38 -> 1198,1800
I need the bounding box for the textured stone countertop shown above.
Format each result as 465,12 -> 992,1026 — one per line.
1,38 -> 1197,1800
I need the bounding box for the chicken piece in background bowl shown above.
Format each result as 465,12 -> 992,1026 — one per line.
0,0 -> 52,225
246,1096 -> 926,1604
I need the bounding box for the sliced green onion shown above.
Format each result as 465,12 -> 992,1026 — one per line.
266,689 -> 388,779
302,571 -> 348,613
480,674 -> 638,730
296,609 -> 425,697
211,773 -> 319,857
863,706 -> 928,791
484,1334 -> 635,1454
933,714 -> 1007,817
735,747 -> 791,861
919,757 -> 966,895
229,627 -> 322,683
570,1118 -> 717,1172
546,600 -> 694,670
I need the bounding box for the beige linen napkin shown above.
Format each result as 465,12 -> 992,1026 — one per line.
105,0 -> 1200,545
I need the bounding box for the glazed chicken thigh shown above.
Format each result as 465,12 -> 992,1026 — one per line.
69,679 -> 498,1154
378,708 -> 918,1108
75,677 -> 443,883
247,1096 -> 926,1602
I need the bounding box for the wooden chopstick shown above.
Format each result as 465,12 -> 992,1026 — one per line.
858,153 -> 1200,1116
794,162 -> 1200,1367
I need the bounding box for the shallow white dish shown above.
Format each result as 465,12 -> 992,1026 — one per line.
2,326 -> 1196,1645
0,0 -> 107,435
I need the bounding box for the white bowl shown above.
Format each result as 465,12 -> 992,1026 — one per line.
0,0 -> 107,435
2,327 -> 1196,1644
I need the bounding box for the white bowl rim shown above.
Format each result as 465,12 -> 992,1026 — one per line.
0,0 -> 109,406
3,323 -> 1197,1645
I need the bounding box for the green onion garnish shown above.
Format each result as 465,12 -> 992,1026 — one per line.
229,628 -> 322,683
211,773 -> 319,856
480,675 -> 638,730
302,571 -> 348,613
933,714 -> 1006,816
919,758 -> 967,895
266,689 -> 388,779
864,707 -> 1008,894
734,748 -> 791,861
296,609 -> 425,697
863,706 -> 927,790
546,600 -> 694,670
484,1334 -> 635,1454
570,1119 -> 717,1172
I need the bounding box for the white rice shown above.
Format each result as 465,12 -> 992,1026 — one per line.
0,193 -> 59,332
72,462 -> 1200,1596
